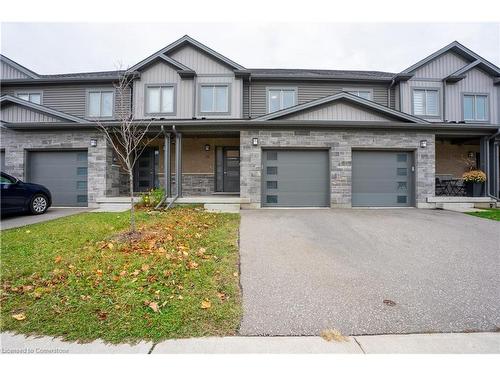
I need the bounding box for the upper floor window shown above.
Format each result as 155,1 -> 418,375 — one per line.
146,85 -> 175,115
268,88 -> 296,113
16,92 -> 41,104
413,88 -> 439,117
463,94 -> 488,122
346,90 -> 372,100
87,89 -> 113,118
200,85 -> 229,113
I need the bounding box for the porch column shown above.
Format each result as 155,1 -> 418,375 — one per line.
164,133 -> 171,197
480,136 -> 488,196
175,132 -> 182,197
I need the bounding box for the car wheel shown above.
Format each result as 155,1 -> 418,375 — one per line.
30,194 -> 49,215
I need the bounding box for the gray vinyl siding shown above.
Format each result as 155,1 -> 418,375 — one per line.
445,67 -> 498,124
280,101 -> 395,121
243,82 -> 250,118
1,84 -> 131,119
1,61 -> 32,79
247,81 -> 390,118
133,60 -> 193,119
411,51 -> 470,79
1,104 -> 64,123
389,86 -> 396,109
168,45 -> 234,75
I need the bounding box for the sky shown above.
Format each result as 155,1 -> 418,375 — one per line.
1,23 -> 499,75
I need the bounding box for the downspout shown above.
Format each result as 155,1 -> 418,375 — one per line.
248,75 -> 252,118
442,80 -> 447,122
486,128 -> 500,201
166,126 -> 182,209
155,125 -> 171,209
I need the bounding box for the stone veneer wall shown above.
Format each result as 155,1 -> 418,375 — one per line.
240,129 -> 436,208
0,128 -> 118,207
159,173 -> 215,196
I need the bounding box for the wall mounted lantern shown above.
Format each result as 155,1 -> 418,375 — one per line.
90,139 -> 97,147
419,140 -> 427,148
204,144 -> 211,151
252,138 -> 259,146
468,151 -> 475,159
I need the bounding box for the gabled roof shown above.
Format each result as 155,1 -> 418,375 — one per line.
445,60 -> 500,82
0,95 -> 89,123
253,92 -> 429,123
247,69 -> 395,81
0,54 -> 39,79
127,35 -> 245,73
400,41 -> 500,76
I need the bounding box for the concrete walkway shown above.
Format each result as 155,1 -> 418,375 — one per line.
1,332 -> 498,354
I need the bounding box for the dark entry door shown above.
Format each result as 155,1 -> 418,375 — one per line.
223,148 -> 240,192
134,147 -> 158,192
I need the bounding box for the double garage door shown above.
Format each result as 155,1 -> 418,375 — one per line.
28,151 -> 88,207
261,149 -> 414,208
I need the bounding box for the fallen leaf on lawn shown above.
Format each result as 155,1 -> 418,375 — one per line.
187,261 -> 199,270
196,247 -> 206,256
54,256 -> 62,264
96,310 -> 108,321
217,292 -> 226,301
320,329 -> 349,342
95,269 -> 103,276
233,272 -> 238,277
80,295 -> 91,301
166,234 -> 173,241
107,243 -> 114,250
130,269 -> 140,276
33,292 -> 42,299
182,251 -> 189,257
178,295 -> 183,300
148,302 -> 160,313
141,264 -> 150,272
25,230 -> 31,234
12,313 -> 26,321
201,299 -> 212,309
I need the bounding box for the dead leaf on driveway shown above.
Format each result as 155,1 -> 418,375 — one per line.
320,329 -> 349,342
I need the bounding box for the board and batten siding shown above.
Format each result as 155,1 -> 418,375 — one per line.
445,67 -> 499,124
280,101 -> 395,122
399,80 -> 443,122
411,51 -> 470,79
245,80 -> 390,118
133,61 -> 194,119
1,104 -> 63,123
168,45 -> 234,75
1,61 -> 32,80
1,84 -> 131,120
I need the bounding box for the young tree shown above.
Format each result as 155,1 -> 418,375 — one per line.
96,70 -> 159,232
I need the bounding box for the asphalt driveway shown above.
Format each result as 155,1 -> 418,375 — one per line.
239,209 -> 500,336
0,207 -> 89,230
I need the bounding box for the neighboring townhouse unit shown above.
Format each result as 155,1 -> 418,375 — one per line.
1,36 -> 499,209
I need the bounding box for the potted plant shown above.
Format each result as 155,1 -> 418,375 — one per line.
462,170 -> 487,197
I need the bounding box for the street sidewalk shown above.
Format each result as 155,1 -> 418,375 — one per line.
1,332 -> 499,354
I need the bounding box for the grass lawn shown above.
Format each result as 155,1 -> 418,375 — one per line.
467,208 -> 500,221
0,207 -> 241,343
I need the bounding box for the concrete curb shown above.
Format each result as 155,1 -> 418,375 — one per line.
1,332 -> 499,354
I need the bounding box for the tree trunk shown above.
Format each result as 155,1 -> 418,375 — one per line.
129,171 -> 135,232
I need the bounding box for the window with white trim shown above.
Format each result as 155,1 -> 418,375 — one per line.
87,90 -> 113,117
463,94 -> 488,121
16,92 -> 41,104
146,85 -> 174,114
413,89 -> 439,116
347,90 -> 372,100
200,85 -> 229,113
268,88 -> 296,113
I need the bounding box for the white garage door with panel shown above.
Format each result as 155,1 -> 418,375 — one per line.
352,150 -> 415,207
28,150 -> 89,207
262,149 -> 330,207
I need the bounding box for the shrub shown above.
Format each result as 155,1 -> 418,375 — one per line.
462,169 -> 487,183
139,188 -> 165,208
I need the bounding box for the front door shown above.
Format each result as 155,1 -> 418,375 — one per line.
223,148 -> 240,192
134,147 -> 158,192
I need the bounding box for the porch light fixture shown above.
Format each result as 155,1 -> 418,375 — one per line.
468,151 -> 475,159
252,138 -> 259,146
419,140 -> 427,148
90,139 -> 97,147
204,144 -> 210,151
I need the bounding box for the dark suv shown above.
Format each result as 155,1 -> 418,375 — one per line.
0,172 -> 52,215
